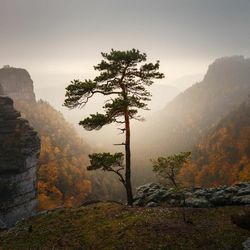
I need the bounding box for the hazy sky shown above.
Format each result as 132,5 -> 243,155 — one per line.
0,0 -> 250,88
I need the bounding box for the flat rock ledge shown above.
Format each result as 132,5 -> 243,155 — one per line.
133,182 -> 250,208
0,96 -> 40,228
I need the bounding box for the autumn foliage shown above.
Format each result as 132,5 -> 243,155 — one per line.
179,102 -> 250,187
14,100 -> 94,209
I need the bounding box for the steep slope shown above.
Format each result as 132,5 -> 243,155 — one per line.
180,101 -> 250,187
0,66 -> 123,209
134,56 -> 250,159
15,100 -> 125,208
0,96 -> 40,228
15,100 -> 93,209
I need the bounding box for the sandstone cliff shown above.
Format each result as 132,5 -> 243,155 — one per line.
0,96 -> 40,228
0,66 -> 36,103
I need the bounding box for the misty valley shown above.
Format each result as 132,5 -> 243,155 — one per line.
1,1 -> 250,247
0,53 -> 250,249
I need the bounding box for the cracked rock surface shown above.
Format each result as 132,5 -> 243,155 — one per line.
0,96 -> 40,228
134,182 -> 250,208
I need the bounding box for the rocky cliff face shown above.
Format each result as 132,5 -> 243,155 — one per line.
0,84 -> 3,96
0,66 -> 36,103
0,96 -> 40,228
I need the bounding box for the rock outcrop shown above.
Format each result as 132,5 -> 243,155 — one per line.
0,84 -> 3,96
0,96 -> 40,228
243,238 -> 250,250
0,66 -> 36,103
134,182 -> 250,208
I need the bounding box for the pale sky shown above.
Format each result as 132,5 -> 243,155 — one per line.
0,0 -> 250,87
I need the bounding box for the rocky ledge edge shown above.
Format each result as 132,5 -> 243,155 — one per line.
133,182 -> 250,208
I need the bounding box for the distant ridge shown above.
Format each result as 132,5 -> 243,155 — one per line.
134,55 -> 250,157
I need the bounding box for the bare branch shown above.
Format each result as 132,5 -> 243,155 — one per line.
108,168 -> 126,186
113,143 -> 126,146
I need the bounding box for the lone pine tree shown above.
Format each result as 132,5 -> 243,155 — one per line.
64,49 -> 164,205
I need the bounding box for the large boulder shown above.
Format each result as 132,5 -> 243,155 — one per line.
133,183 -> 170,206
209,190 -> 232,206
232,195 -> 250,205
185,197 -> 211,208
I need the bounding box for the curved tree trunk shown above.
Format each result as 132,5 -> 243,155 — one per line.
124,110 -> 133,205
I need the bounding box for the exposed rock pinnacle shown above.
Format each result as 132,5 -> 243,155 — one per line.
0,96 -> 40,228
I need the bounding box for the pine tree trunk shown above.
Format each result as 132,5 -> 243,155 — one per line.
124,110 -> 133,205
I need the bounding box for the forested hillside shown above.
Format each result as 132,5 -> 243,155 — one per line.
0,66 -> 125,207
180,101 -> 250,187
15,100 -> 91,209
15,100 -> 123,209
132,56 -> 250,186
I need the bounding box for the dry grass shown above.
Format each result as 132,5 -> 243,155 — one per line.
0,202 -> 249,249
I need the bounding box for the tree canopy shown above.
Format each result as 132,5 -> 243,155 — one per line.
152,152 -> 191,188
64,49 -> 164,129
64,49 -> 164,205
